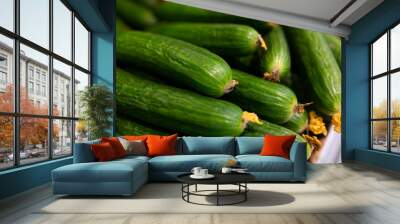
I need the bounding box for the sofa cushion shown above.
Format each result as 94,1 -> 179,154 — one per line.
181,137 -> 235,155
236,155 -> 293,172
73,139 -> 100,163
235,137 -> 263,155
53,158 -> 147,183
149,154 -> 235,172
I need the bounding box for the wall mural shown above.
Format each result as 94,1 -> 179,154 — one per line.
115,0 -> 342,163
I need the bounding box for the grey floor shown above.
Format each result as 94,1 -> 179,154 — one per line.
0,162 -> 400,224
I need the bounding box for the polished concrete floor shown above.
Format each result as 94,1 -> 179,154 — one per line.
0,162 -> 400,224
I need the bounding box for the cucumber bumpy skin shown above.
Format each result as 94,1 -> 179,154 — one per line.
117,31 -> 236,97
149,23 -> 266,57
116,69 -> 246,136
226,69 -> 304,124
285,28 -> 341,116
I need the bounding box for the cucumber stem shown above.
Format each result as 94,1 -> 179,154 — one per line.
223,80 -> 239,94
294,102 -> 313,113
258,35 -> 267,50
263,68 -> 280,82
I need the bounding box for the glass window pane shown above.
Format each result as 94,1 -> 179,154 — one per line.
372,121 -> 388,151
20,117 -> 49,165
75,17 -> 89,70
20,44 -> 49,115
20,0 -> 49,49
0,34 -> 14,113
391,24 -> 400,70
0,116 -> 14,170
75,120 -> 88,143
0,0 -> 14,31
372,76 -> 387,119
53,0 -> 72,60
53,59 -> 72,117
372,33 -> 387,76
53,119 -> 72,157
74,69 -> 89,118
391,120 -> 400,153
391,72 -> 400,118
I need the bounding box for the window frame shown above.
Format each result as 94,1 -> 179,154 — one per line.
370,20 -> 400,154
0,0 -> 92,171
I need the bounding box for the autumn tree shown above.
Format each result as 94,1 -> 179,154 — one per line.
0,85 -> 59,152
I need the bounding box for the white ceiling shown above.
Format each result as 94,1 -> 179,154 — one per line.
168,0 -> 384,37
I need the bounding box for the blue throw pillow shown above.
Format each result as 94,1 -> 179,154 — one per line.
181,137 -> 235,155
235,137 -> 264,155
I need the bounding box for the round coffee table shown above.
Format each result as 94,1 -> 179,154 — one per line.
177,173 -> 255,206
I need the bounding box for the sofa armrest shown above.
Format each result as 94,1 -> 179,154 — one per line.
73,141 -> 99,163
289,142 -> 307,181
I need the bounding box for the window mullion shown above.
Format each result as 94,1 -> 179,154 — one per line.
388,30 -> 391,153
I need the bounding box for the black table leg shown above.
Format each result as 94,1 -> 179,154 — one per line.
195,184 -> 198,192
216,184 -> 219,206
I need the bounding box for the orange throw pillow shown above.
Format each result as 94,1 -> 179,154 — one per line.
124,135 -> 148,141
260,135 -> 296,159
101,137 -> 127,158
91,142 -> 117,162
146,134 -> 178,157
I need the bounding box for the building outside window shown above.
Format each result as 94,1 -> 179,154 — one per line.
371,23 -> 400,154
0,0 -> 91,170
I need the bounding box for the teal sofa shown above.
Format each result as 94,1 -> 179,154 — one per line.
52,137 -> 306,196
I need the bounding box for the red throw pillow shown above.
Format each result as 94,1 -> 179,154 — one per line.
124,135 -> 148,141
101,137 -> 127,158
146,134 -> 178,157
91,142 -> 117,161
260,135 -> 296,159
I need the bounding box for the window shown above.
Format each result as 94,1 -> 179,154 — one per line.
0,0 -> 14,32
28,81 -> 34,94
371,23 -> 400,154
0,0 -> 91,170
0,34 -> 13,113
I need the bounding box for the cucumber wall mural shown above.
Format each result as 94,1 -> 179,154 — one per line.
115,0 -> 342,163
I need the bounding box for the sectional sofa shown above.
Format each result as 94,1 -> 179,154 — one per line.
52,137 -> 307,196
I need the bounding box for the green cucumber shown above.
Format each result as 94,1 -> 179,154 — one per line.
283,110 -> 309,133
116,0 -> 157,29
149,23 -> 265,57
116,69 -> 250,136
117,31 -> 235,97
116,116 -> 168,136
285,28 -> 341,115
323,33 -> 341,65
259,25 -> 291,84
242,119 -> 311,159
155,2 -> 269,32
116,17 -> 130,33
226,69 -> 303,124
136,0 -> 160,9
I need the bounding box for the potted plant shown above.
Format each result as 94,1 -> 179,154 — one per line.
79,84 -> 113,140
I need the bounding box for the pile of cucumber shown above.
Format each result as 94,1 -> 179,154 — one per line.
116,0 -> 342,159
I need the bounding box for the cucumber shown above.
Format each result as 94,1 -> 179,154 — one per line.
117,31 -> 236,97
149,23 -> 265,57
116,116 -> 168,136
285,28 -> 341,115
116,69 -> 254,136
323,33 -> 341,65
283,110 -> 309,133
242,119 -> 311,159
116,0 -> 157,29
155,2 -> 269,32
259,25 -> 291,84
226,69 -> 303,124
136,0 -> 160,9
116,17 -> 130,33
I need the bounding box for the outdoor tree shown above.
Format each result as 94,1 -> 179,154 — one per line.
0,85 -> 59,152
